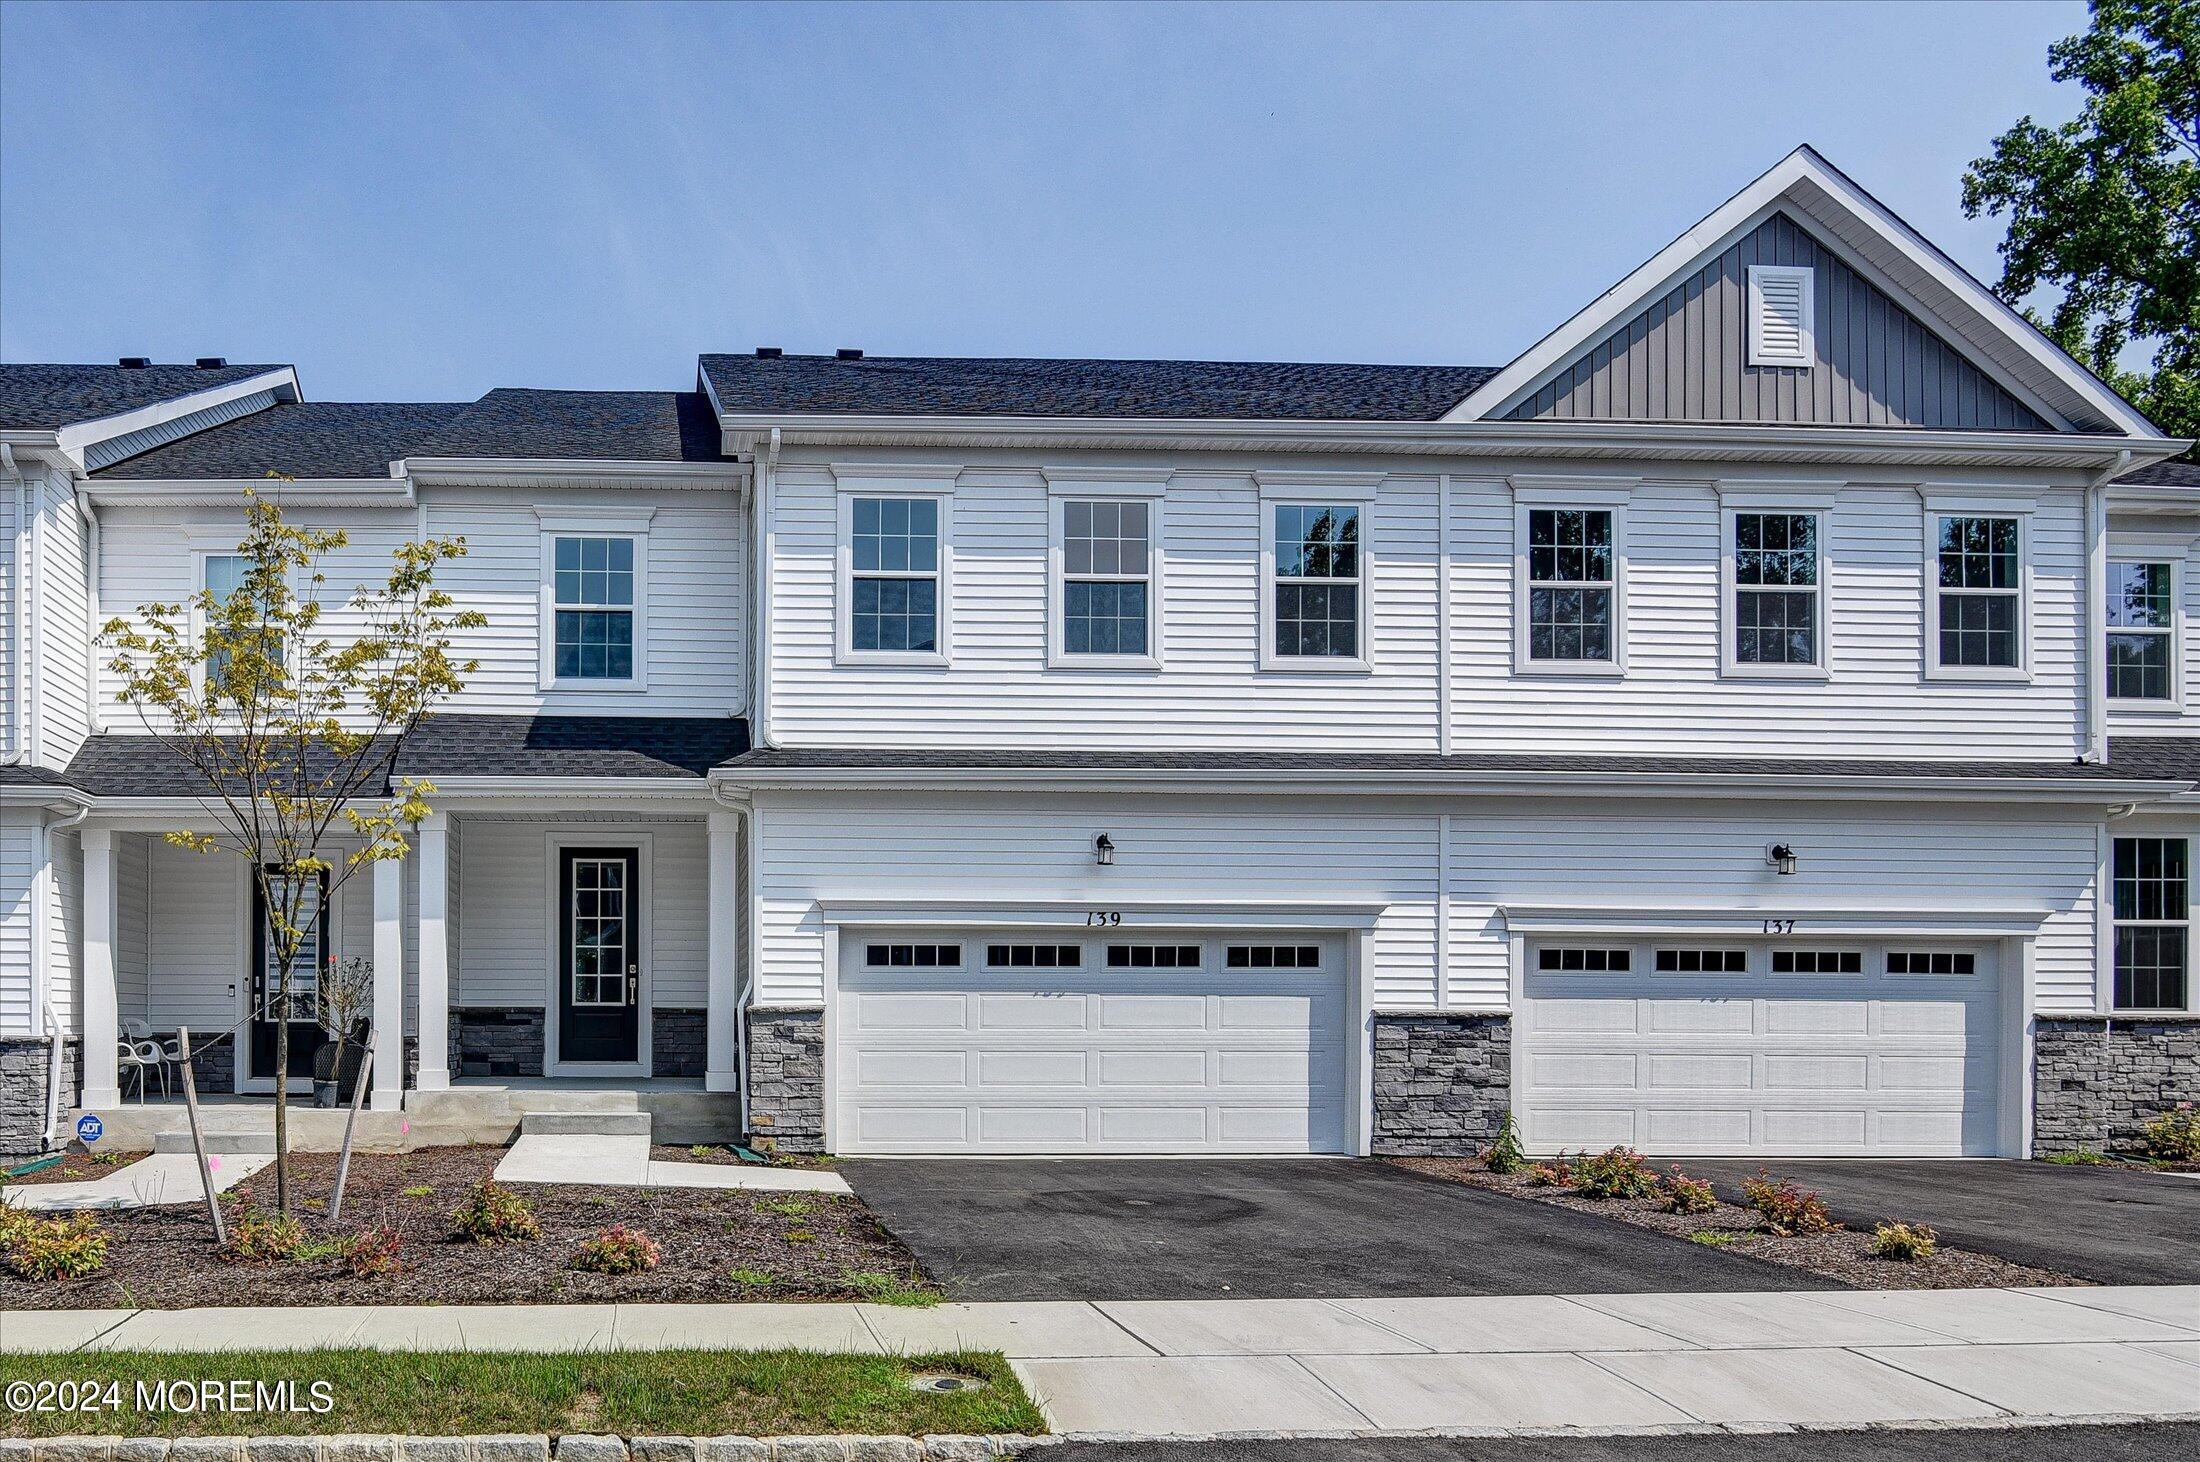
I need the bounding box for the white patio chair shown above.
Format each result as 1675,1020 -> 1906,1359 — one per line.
117,1040 -> 162,1104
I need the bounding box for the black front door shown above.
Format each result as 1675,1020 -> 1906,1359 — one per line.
559,847 -> 642,1064
250,867 -> 329,1081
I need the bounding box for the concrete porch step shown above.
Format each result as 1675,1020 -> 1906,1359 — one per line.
519,1110 -> 654,1138
152,1129 -> 277,1155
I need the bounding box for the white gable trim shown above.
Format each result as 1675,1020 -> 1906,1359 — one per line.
1446,147 -> 2160,438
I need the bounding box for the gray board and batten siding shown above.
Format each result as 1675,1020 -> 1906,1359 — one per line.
1505,212 -> 2049,431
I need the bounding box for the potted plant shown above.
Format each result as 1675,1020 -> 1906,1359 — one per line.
312,956 -> 375,1107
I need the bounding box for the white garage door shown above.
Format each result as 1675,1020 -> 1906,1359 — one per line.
1519,942 -> 2002,1157
836,930 -> 1350,1155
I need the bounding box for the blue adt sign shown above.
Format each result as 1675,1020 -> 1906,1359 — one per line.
75,1114 -> 103,1144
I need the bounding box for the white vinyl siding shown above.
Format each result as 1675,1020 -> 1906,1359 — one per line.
97,490 -> 746,723
34,466 -> 93,767
753,791 -> 2100,1016
452,817 -> 708,1011
47,828 -> 80,1034
769,460 -> 1441,749
0,813 -> 37,1033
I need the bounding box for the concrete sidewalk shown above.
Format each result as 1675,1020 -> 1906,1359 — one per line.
6,1286 -> 2195,1436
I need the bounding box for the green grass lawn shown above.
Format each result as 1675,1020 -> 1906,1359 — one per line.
0,1349 -> 1046,1438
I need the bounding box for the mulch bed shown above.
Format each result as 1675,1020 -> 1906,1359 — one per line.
3,1150 -> 154,1185
1388,1156 -> 2089,1290
1,1146 -> 927,1310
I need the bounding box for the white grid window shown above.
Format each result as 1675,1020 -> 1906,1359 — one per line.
2108,561 -> 2176,702
1060,500 -> 1152,658
2113,837 -> 2190,1012
1272,504 -> 1361,660
1526,509 -> 1616,663
1733,513 -> 1820,667
1933,515 -> 2022,671
850,497 -> 941,655
552,536 -> 637,681
568,857 -> 630,1006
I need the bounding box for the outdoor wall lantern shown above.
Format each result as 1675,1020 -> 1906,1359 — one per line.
1767,843 -> 1800,876
1095,834 -> 1116,867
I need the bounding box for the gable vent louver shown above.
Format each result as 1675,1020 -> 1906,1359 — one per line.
1748,264 -> 1815,368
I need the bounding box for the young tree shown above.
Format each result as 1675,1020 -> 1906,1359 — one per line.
100,489 -> 481,1211
1963,0 -> 2199,454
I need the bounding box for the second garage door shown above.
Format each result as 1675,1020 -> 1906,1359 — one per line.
836,930 -> 1350,1155
1518,941 -> 2004,1157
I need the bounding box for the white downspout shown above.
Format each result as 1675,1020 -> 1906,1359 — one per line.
39,802 -> 90,1146
2085,449 -> 2132,764
3,444 -> 27,764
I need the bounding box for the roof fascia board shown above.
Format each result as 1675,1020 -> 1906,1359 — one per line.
711,764 -> 2187,804
83,478 -> 414,508
410,776 -> 714,802
815,897 -> 1387,930
1500,903 -> 2051,937
713,412 -> 2174,470
0,786 -> 92,812
1444,149 -> 2157,438
50,367 -> 302,463
398,457 -> 749,489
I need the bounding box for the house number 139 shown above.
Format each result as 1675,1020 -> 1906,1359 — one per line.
1085,911 -> 1122,926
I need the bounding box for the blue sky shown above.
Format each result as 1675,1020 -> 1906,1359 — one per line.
0,1 -> 2087,403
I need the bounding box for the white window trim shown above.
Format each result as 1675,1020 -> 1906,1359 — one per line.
1921,501 -> 2032,683
536,513 -> 653,693
834,487 -> 953,668
2107,832 -> 2197,1015
1047,494 -> 1163,670
1258,498 -> 1372,673
1747,263 -> 1816,368
2106,542 -> 2187,715
1512,488 -> 1630,677
1718,504 -> 1830,680
189,542 -> 297,697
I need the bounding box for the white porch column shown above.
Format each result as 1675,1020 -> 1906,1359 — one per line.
705,809 -> 740,1093
79,826 -> 122,1108
371,854 -> 404,1110
413,814 -> 450,1091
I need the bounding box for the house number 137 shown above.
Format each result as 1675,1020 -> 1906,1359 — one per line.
1761,919 -> 1797,935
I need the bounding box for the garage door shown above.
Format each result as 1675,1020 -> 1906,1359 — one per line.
1518,942 -> 2002,1157
836,930 -> 1350,1154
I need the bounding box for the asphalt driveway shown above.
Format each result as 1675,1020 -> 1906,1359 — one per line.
1684,1159 -> 2200,1285
839,1157 -> 1838,1301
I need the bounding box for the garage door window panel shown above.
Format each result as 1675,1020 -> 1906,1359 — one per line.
1654,948 -> 1748,973
2113,837 -> 2191,1012
1772,950 -> 1863,975
865,942 -> 963,969
1226,944 -> 1322,969
1537,947 -> 1632,972
1108,944 -> 1202,969
987,943 -> 1082,968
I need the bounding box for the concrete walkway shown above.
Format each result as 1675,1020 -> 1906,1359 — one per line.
7,1286 -> 2194,1436
0,1152 -> 271,1212
491,1134 -> 850,1193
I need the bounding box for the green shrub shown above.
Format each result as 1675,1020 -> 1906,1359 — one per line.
1740,1170 -> 1836,1236
0,1201 -> 39,1249
344,1226 -> 406,1277
450,1180 -> 540,1245
1523,1158 -> 1574,1187
1872,1222 -> 1939,1261
1483,1113 -> 1527,1174
2143,1104 -> 2200,1162
1570,1146 -> 1658,1201
3,1213 -> 109,1280
573,1223 -> 661,1275
221,1207 -> 311,1265
1660,1169 -> 1717,1215
728,1266 -> 774,1287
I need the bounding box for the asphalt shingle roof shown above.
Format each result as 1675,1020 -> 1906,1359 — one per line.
94,400 -> 468,480
2116,459 -> 2200,489
65,716 -> 750,796
0,363 -> 289,431
0,764 -> 79,790
395,714 -> 751,780
419,389 -> 726,461
698,354 -> 1505,421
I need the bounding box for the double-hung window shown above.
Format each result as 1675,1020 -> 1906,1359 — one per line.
1728,511 -> 1822,672
1056,498 -> 1154,663
2112,836 -> 2190,1012
551,535 -> 638,683
1524,507 -> 1618,667
200,552 -> 253,692
847,496 -> 943,659
1929,513 -> 2023,675
1268,503 -> 1363,664
2107,559 -> 2178,704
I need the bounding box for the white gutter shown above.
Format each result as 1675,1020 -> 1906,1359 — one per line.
397,457 -> 748,487
710,763 -> 2189,805
3,443 -> 25,763
81,477 -> 415,509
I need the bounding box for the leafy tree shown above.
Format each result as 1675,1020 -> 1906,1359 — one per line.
100,490 -> 480,1211
1963,0 -> 2198,453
